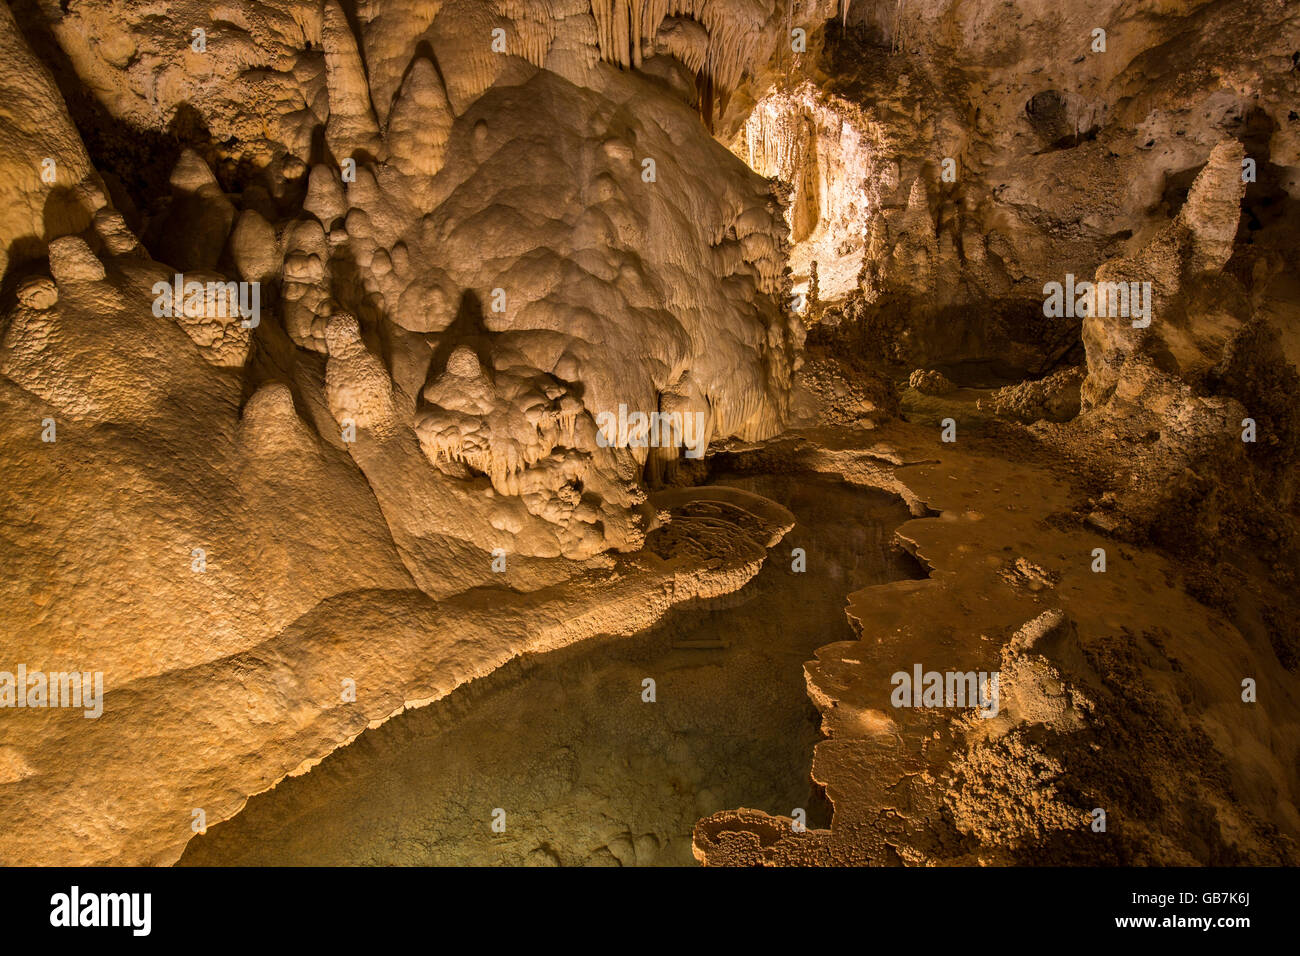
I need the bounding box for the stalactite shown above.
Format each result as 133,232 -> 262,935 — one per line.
588,0 -> 768,102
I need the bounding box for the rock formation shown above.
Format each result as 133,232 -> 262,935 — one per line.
0,0 -> 1296,872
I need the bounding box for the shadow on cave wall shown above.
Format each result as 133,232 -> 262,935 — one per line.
8,3 -> 200,224
7,1 -> 274,247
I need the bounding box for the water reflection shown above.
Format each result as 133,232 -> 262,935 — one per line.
180,474 -> 923,866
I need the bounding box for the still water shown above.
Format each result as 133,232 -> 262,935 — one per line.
180,473 -> 922,866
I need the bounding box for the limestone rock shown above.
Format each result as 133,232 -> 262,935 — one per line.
47,235 -> 105,283
16,275 -> 56,310
979,367 -> 1083,423
159,149 -> 237,272
386,58 -> 455,180
324,311 -> 399,437
304,165 -> 348,226
907,368 -> 955,395
228,209 -> 281,283
1,0 -> 1297,875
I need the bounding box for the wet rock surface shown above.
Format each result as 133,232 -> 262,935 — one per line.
0,0 -> 1295,868
179,475 -> 918,866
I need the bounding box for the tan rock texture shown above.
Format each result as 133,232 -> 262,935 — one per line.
695,425 -> 1298,865
0,0 -> 1296,869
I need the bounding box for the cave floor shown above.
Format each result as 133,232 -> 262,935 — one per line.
168,417 -> 1300,866
179,474 -> 921,865
695,420 -> 1299,865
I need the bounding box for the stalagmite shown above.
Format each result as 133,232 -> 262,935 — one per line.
0,0 -> 1296,880
386,57 -> 456,179
160,149 -> 237,272
325,311 -> 399,437
322,0 -> 385,161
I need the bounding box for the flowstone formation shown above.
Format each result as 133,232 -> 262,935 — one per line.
0,0 -> 816,864
5,0 -> 810,565
0,0 -> 1298,872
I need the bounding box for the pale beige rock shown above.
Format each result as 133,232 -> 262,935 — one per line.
47,236 -> 105,283
1,0 -> 1296,874
386,57 -> 455,180
16,275 -> 56,310
228,209 -> 281,283
304,165 -> 348,226
324,311 -> 399,437
322,0 -> 385,161
0,2 -> 99,279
